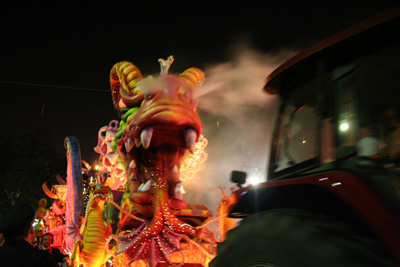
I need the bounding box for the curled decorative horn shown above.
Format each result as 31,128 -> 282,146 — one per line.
110,61 -> 144,109
42,182 -> 58,199
179,67 -> 205,92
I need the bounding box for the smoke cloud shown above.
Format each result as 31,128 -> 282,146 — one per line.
183,45 -> 297,237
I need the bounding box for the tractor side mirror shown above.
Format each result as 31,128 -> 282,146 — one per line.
230,171 -> 247,188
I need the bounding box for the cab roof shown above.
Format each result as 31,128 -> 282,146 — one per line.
264,5 -> 400,95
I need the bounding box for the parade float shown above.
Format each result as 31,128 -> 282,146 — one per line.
39,7 -> 400,266
41,56 -> 235,267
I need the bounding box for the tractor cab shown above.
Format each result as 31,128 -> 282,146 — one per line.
221,6 -> 400,266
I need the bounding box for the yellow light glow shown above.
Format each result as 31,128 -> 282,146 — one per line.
249,177 -> 261,185
180,135 -> 208,181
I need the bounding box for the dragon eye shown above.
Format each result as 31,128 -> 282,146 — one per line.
146,91 -> 157,100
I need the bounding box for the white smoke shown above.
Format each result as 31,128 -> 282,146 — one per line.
183,45 -> 297,237
195,46 -> 295,116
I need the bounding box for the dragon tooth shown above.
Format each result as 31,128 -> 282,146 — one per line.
138,183 -> 144,191
129,172 -> 139,182
174,182 -> 184,200
180,147 -> 189,156
171,165 -> 179,173
140,126 -> 154,149
125,138 -> 135,153
135,137 -> 142,147
174,191 -> 183,201
140,180 -> 151,192
124,142 -> 128,152
128,160 -> 136,169
184,128 -> 197,151
174,181 -> 182,192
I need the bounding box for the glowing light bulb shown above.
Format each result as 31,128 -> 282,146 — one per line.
340,123 -> 349,131
249,177 -> 260,185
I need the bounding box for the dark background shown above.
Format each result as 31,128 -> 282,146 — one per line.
1,1 -> 399,222
1,1 -> 398,162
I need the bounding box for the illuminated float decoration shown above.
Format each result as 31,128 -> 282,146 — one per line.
93,120 -> 127,190
42,177 -> 69,250
106,56 -> 216,266
39,57 -> 239,267
62,136 -> 114,267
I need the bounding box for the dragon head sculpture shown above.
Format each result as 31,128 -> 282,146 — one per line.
110,56 -> 204,217
107,57 -> 206,265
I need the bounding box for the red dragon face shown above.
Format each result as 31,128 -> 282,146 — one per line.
110,60 -> 204,218
107,58 -> 205,265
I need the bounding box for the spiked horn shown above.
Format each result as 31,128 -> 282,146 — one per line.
110,61 -> 144,110
179,67 -> 205,92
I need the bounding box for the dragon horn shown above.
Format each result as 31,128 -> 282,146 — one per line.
179,67 -> 205,92
42,182 -> 58,199
110,61 -> 144,109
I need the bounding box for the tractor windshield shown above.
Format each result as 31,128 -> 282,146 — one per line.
269,41 -> 400,183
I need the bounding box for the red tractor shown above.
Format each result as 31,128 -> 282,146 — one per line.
211,6 -> 400,267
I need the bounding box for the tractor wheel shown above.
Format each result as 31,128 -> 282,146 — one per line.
210,209 -> 396,267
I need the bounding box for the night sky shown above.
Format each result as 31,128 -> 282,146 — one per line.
1,2 -> 399,202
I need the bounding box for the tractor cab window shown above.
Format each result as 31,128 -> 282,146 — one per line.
333,66 -> 358,159
271,84 -> 319,176
269,40 -> 400,180
355,41 -> 400,160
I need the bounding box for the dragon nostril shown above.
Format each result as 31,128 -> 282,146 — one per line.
150,147 -> 158,154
